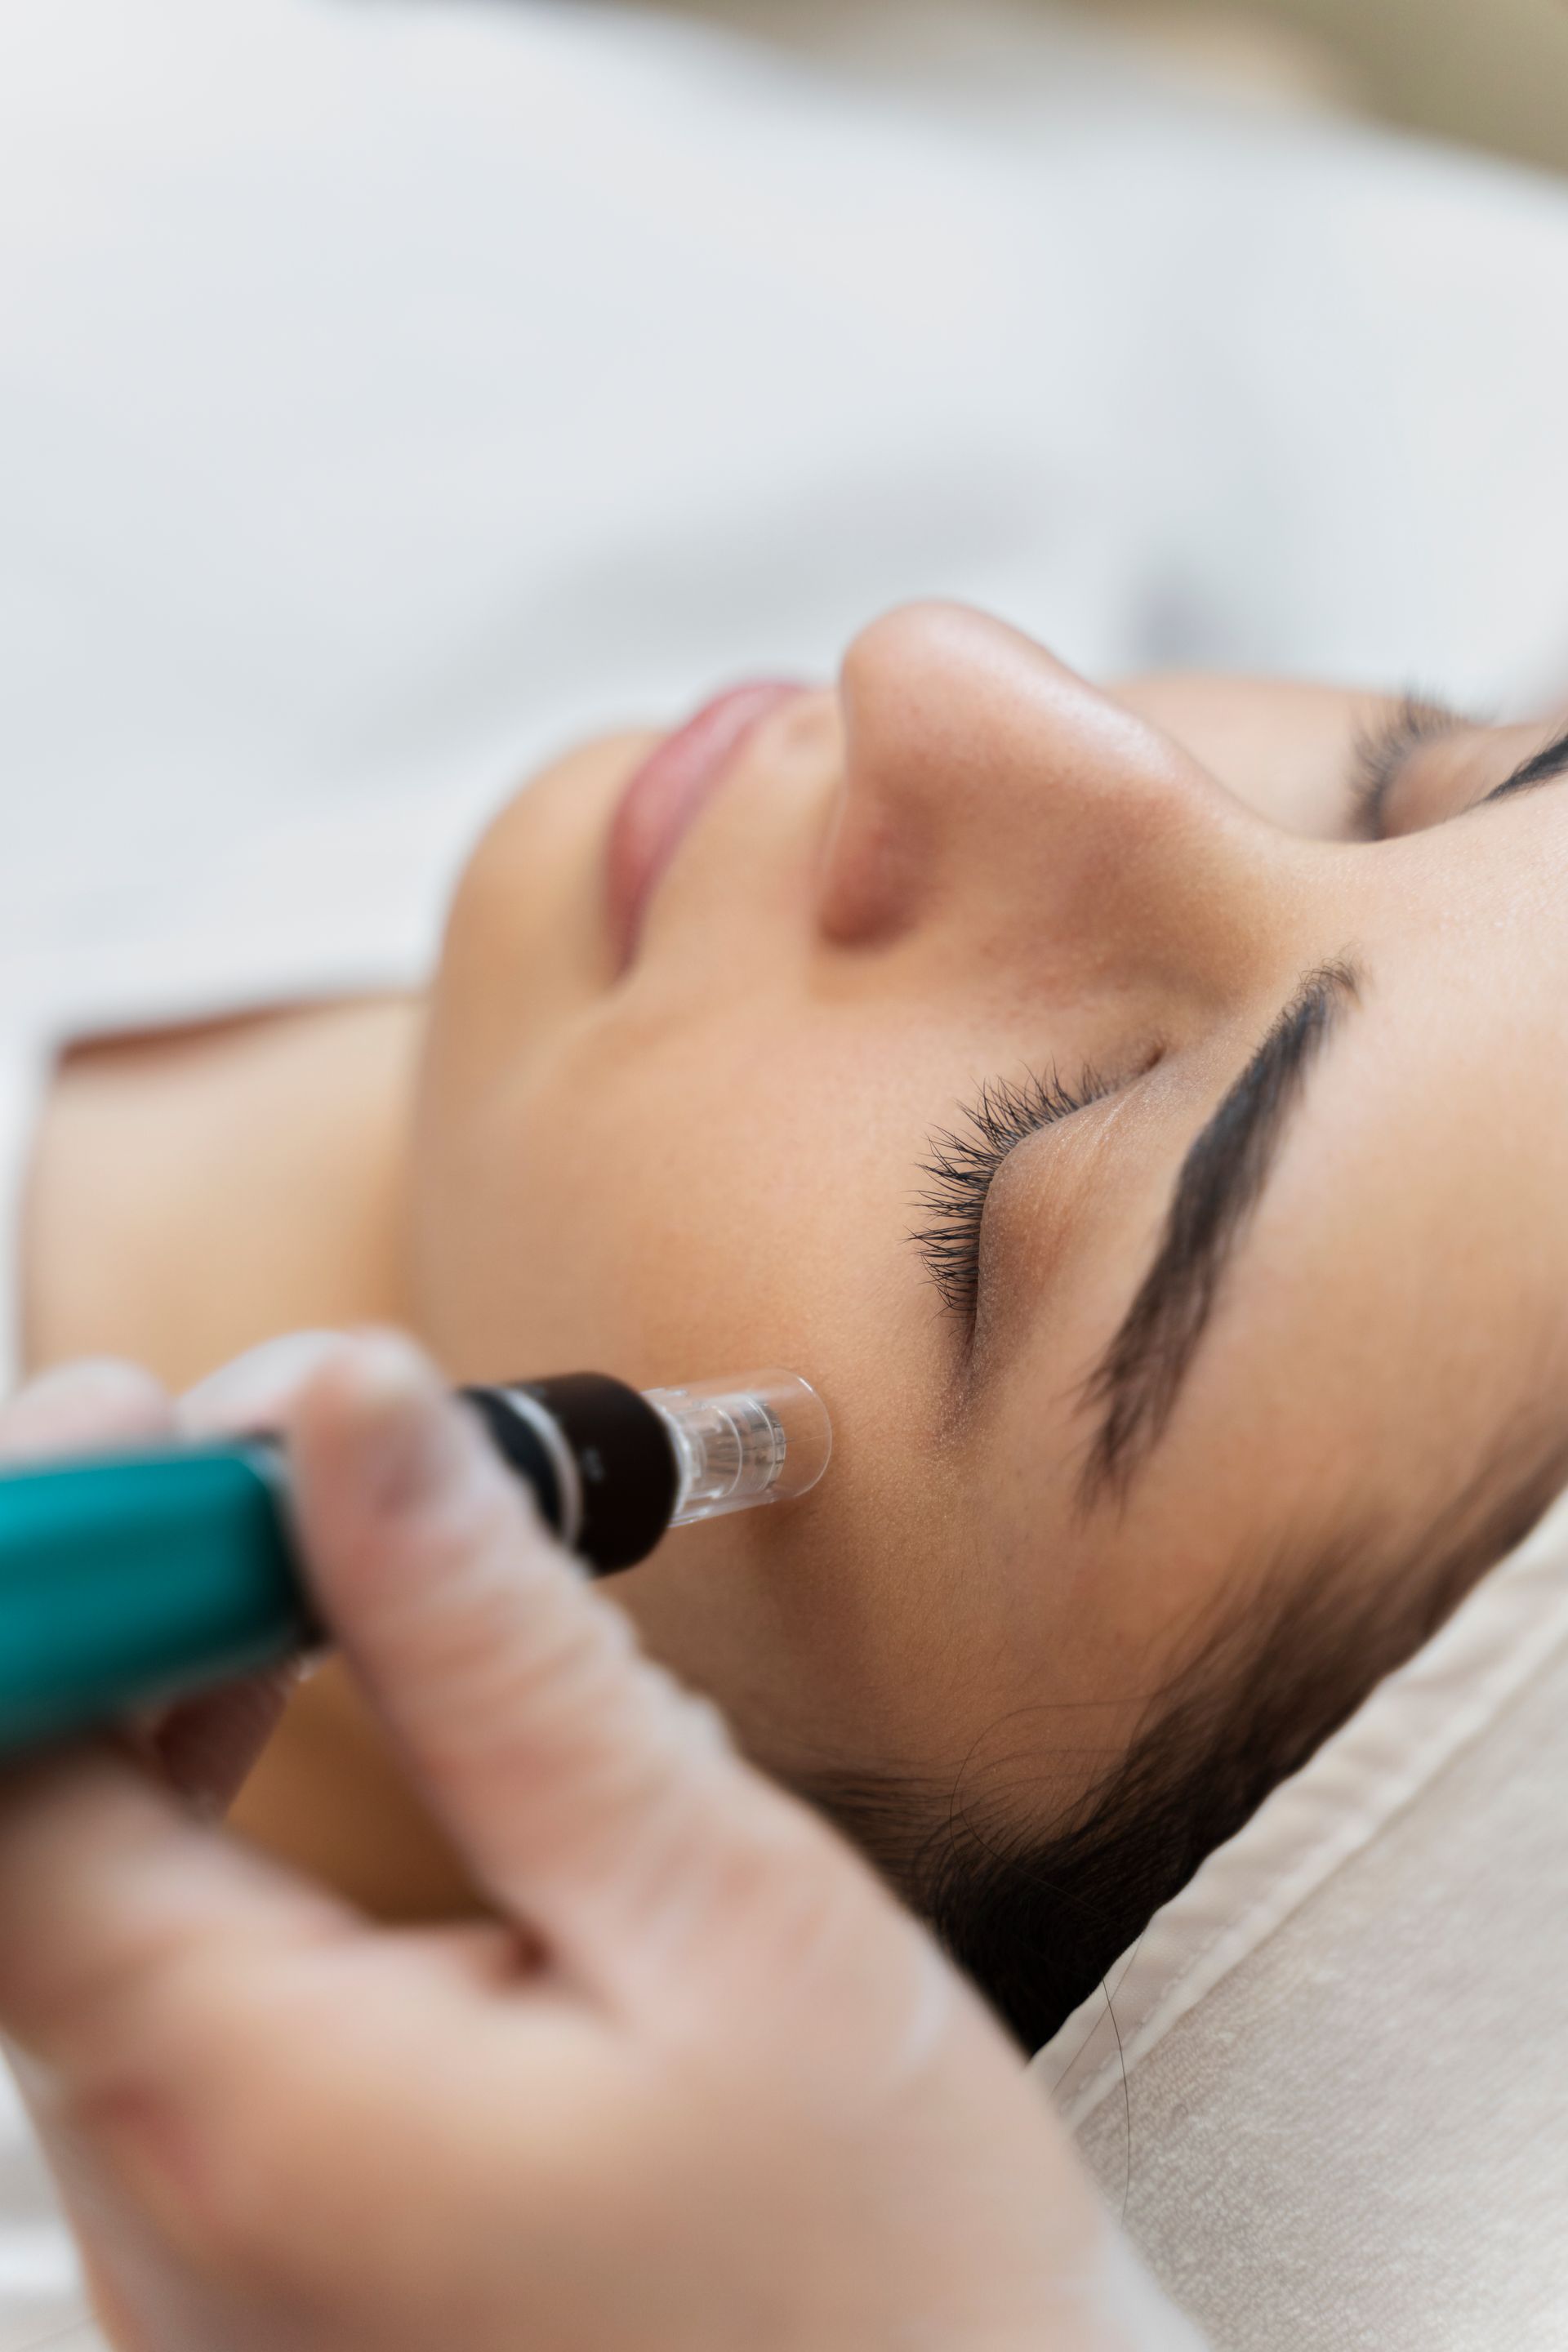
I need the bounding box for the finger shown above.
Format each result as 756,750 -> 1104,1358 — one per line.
146,1667 -> 298,1815
287,1333 -> 909,2034
0,1356 -> 174,1461
0,1739 -> 356,2078
177,1330 -> 351,1440
154,1338 -> 357,1811
0,1365 -> 354,2075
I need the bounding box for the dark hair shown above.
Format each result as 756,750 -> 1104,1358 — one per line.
800,1424 -> 1568,2053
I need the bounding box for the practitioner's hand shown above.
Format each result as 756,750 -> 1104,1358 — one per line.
0,1336 -> 1163,2352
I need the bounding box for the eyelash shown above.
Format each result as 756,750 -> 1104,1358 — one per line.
1348,695 -> 1463,841
915,697 -> 1551,1319
1348,697 -> 1568,840
913,1067 -> 1106,1319
914,701 -> 1568,1331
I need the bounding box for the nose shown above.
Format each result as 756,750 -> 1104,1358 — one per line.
817,604 -> 1298,1009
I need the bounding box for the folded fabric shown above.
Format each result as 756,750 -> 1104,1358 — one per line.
1034,1481 -> 1568,2350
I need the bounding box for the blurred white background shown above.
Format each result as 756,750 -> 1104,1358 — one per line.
640,0 -> 1568,172
1078,0 -> 1568,175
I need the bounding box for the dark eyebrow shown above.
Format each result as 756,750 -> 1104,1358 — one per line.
1077,962 -> 1360,1513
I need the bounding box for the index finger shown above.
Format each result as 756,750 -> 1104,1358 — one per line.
287,1334 -> 927,2051
0,1365 -> 355,2074
177,1330 -> 353,1438
0,1356 -> 173,1462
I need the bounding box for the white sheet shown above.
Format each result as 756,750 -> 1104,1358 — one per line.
1034,1483 -> 1568,2350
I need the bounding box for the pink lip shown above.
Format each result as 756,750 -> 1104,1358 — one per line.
605,681 -> 806,967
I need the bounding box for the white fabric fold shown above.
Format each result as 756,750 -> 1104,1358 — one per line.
1034,1486 -> 1568,2350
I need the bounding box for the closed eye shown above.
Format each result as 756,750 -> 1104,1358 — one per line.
912,1068 -> 1109,1321
1353,702 -> 1568,840
1349,695 -> 1472,841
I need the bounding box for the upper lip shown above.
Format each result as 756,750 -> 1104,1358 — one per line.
604,681 -> 808,967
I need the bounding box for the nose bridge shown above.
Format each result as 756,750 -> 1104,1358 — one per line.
819,603 -> 1294,1000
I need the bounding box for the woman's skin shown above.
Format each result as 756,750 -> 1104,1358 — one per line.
22,603 -> 1568,1909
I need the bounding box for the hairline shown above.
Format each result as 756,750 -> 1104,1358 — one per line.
795,1398 -> 1568,2051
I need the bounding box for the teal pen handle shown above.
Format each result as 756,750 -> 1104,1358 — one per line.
0,1374 -> 666,1760
0,1369 -> 830,1757
0,1441 -> 314,1755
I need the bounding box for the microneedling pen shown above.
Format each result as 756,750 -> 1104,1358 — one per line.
0,1369 -> 831,1756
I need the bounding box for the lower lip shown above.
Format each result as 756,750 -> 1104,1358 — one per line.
605,681 -> 806,966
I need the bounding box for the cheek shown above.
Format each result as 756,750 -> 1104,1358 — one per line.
408,1008 -> 892,1392
406,989 -> 1125,1778
406,1012 -> 992,1764
425,729 -> 662,1088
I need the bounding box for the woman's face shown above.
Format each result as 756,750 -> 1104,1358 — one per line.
408,605 -> 1568,1815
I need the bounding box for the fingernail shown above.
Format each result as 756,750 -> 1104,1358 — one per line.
9,1359 -> 157,1410
0,1359 -> 167,1459
180,1330 -> 349,1427
344,1334 -> 474,1517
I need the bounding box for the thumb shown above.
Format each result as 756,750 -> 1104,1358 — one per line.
287,1333 -> 927,2043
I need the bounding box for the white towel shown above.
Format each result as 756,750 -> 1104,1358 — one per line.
1035,1482 -> 1568,2350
